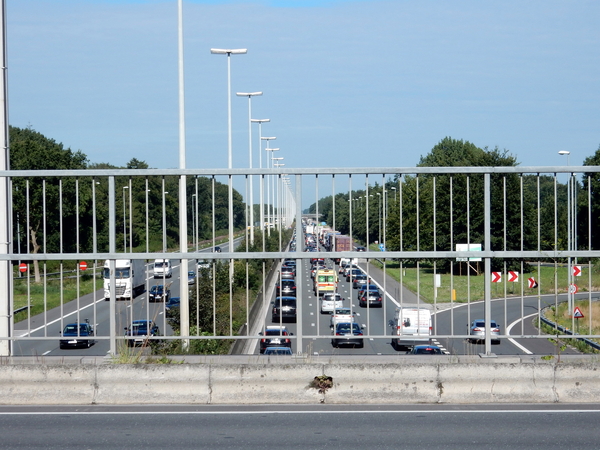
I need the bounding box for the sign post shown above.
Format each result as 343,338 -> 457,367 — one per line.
573,306 -> 584,333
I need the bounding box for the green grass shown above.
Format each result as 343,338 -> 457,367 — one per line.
370,257 -> 599,304
13,273 -> 103,321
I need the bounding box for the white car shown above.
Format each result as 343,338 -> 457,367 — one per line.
329,307 -> 358,328
320,293 -> 344,314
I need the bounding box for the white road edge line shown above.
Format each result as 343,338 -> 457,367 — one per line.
506,312 -> 539,355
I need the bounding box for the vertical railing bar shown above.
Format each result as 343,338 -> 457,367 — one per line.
520,175 -> 524,335
466,176 -> 471,337
433,175 -> 437,335
59,179 -> 64,339
76,178 -> 80,331
449,176 -> 453,337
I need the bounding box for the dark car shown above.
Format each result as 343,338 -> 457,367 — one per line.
276,279 -> 297,297
331,322 -> 364,348
124,320 -> 160,347
214,246 -> 222,253
59,320 -> 94,349
408,345 -> 444,355
352,273 -> 368,289
165,296 -> 180,316
358,284 -> 382,307
271,296 -> 297,323
259,326 -> 293,354
149,284 -> 170,302
346,268 -> 363,282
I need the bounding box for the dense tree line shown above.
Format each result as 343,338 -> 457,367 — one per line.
307,137 -> 598,272
10,126 -> 246,278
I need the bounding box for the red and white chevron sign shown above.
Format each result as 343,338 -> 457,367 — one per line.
528,277 -> 538,289
508,271 -> 519,282
573,265 -> 582,277
492,272 -> 502,283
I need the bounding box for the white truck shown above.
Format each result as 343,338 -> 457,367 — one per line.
103,259 -> 146,301
153,259 -> 172,278
388,306 -> 432,350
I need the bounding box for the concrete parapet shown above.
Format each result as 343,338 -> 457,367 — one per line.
0,358 -> 600,405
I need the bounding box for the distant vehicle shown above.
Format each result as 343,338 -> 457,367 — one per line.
357,285 -> 382,307
320,292 -> 345,314
389,307 -> 432,350
355,246 -> 366,252
408,345 -> 444,355
187,270 -> 196,285
276,279 -> 297,297
197,259 -> 210,270
314,269 -> 337,296
271,296 -> 297,323
259,326 -> 293,353
280,265 -> 296,279
346,268 -> 363,283
213,246 -> 222,253
153,259 -> 172,279
352,273 -> 368,289
331,322 -> 364,348
329,307 -> 358,329
103,259 -> 145,301
59,320 -> 94,349
124,320 -> 160,347
469,319 -> 501,344
263,347 -> 293,356
165,297 -> 180,316
149,284 -> 170,302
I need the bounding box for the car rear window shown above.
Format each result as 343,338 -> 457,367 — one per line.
265,330 -> 288,336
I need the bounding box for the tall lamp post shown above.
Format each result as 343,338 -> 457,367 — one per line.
253,120 -> 270,235
122,186 -> 129,253
559,150 -> 572,313
237,92 -> 262,245
273,159 -> 285,231
211,48 -> 247,256
264,143 -> 279,234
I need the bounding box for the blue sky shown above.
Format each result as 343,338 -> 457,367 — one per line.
7,0 -> 600,173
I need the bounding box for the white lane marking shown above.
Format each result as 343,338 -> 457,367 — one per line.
17,295 -> 107,337
42,350 -> 51,356
506,312 -> 539,355
2,409 -> 599,415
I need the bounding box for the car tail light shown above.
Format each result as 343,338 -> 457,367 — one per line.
261,339 -> 265,343
473,327 -> 482,332
336,332 -> 343,336
492,328 -> 499,332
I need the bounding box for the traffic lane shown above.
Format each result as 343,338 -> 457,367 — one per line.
436,297 -> 581,355
2,407 -> 600,450
300,267 -> 397,355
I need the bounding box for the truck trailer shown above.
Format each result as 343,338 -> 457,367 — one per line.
103,259 -> 146,301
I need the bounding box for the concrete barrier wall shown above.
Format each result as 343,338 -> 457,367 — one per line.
1,358 -> 599,405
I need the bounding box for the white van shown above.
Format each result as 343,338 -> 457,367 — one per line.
388,306 -> 432,350
153,259 -> 172,279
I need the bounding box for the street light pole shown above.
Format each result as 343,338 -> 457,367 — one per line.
237,92 -> 262,245
377,192 -> 381,245
253,120 -> 270,236
272,157 -> 284,231
264,143 -> 279,235
122,186 -> 129,253
211,48 -> 247,257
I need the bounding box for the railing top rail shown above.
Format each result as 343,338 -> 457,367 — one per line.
2,165 -> 598,178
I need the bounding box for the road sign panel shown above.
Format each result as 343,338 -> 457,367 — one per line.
19,263 -> 27,273
492,272 -> 501,283
573,306 -> 584,318
528,277 -> 538,289
79,261 -> 88,271
573,265 -> 582,277
508,271 -> 519,282
569,283 -> 578,294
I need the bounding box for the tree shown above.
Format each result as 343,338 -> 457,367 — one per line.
10,126 -> 90,281
386,137 -> 521,271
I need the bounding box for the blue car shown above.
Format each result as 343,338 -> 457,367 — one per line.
149,284 -> 170,302
187,270 -> 196,285
124,320 -> 160,347
60,320 -> 94,349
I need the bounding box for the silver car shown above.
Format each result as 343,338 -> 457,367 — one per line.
469,319 -> 501,344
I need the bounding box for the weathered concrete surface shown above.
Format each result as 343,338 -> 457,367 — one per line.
0,355 -> 599,405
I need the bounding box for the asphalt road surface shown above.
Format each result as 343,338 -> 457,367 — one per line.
1,404 -> 599,449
